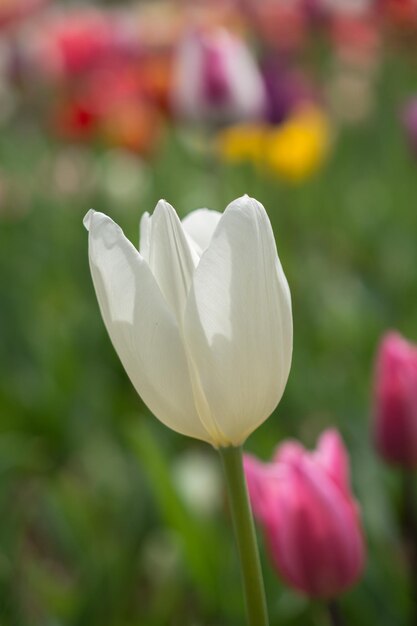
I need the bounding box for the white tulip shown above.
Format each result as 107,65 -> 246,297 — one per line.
83,195 -> 292,447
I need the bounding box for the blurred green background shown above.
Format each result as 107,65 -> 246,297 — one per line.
1,2 -> 417,624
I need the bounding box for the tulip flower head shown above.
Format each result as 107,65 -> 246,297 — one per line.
261,60 -> 317,125
266,105 -> 330,182
171,29 -> 266,124
373,332 -> 417,468
32,9 -> 131,79
244,430 -> 365,598
84,196 -> 292,447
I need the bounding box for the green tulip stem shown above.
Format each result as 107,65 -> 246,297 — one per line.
219,445 -> 269,626
401,469 -> 417,626
326,600 -> 346,626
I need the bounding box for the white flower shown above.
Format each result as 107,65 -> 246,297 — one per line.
84,195 -> 292,447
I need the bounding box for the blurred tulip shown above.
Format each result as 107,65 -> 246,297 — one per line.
171,28 -> 266,124
244,430 -> 365,598
373,332 -> 417,468
379,0 -> 417,27
139,52 -> 173,113
84,195 -> 292,447
52,62 -> 163,153
53,97 -> 97,140
244,0 -> 309,53
31,9 -> 134,79
402,98 -> 417,159
217,122 -> 266,163
261,60 -> 317,125
330,15 -> 380,69
100,97 -> 163,154
217,105 -> 330,181
266,105 -> 330,182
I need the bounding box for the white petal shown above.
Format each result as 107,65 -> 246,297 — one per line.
139,211 -> 151,260
224,35 -> 266,119
147,200 -> 199,322
171,34 -> 204,120
84,210 -> 210,443
182,209 -> 222,254
184,195 -> 293,446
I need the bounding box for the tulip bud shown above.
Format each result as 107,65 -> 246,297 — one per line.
373,332 -> 417,468
171,29 -> 266,125
244,430 -> 365,598
84,196 -> 292,447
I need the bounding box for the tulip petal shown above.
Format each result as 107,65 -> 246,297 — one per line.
184,195 -> 293,446
268,459 -> 364,598
315,429 -> 350,493
273,440 -> 305,466
84,210 -> 210,442
244,454 -> 283,526
148,200 -> 199,321
139,211 -> 151,261
224,34 -> 266,119
374,332 -> 417,467
182,208 -> 222,254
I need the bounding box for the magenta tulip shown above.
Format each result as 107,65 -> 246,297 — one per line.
244,430 -> 365,598
373,332 -> 417,468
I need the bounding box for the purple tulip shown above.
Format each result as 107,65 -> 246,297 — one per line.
261,58 -> 317,124
171,28 -> 266,124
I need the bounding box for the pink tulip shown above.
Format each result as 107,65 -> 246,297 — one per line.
373,332 -> 417,468
402,97 -> 417,160
31,9 -> 134,80
244,430 -> 365,598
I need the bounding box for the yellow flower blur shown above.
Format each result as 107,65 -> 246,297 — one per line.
217,106 -> 330,183
267,106 -> 330,182
217,123 -> 267,164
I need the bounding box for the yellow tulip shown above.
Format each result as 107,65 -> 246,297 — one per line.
217,106 -> 330,183
266,106 -> 330,182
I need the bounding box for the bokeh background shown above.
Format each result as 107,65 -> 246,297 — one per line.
1,0 -> 417,624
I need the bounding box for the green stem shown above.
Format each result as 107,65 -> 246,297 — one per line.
400,470 -> 417,626
326,599 -> 346,626
219,445 -> 269,626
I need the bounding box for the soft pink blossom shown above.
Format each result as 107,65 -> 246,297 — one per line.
31,9 -> 134,80
373,332 -> 417,468
244,430 -> 365,598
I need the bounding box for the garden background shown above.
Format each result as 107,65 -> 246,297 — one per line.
0,1 -> 416,624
